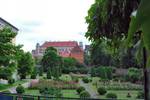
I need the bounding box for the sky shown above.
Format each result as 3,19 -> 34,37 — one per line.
0,0 -> 94,52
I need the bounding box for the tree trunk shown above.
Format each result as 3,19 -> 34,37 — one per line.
143,47 -> 150,100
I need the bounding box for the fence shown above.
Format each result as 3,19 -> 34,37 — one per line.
0,92 -> 125,100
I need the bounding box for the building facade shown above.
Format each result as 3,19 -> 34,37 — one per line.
0,17 -> 19,43
32,41 -> 84,63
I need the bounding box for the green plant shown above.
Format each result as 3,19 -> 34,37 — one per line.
39,87 -> 62,97
16,84 -> 25,94
31,73 -> 36,79
8,78 -> 15,84
136,91 -> 144,99
82,77 -> 89,83
106,92 -> 117,99
126,92 -> 131,98
97,87 -> 107,95
80,91 -> 90,98
47,70 -> 52,79
77,86 -> 85,94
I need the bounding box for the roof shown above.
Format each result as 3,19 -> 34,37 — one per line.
0,17 -> 19,31
70,45 -> 83,53
41,41 -> 78,48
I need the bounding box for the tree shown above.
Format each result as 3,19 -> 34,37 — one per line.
41,47 -> 62,79
18,52 -> 35,79
125,0 -> 150,99
0,27 -> 21,79
85,0 -> 140,42
90,42 -> 112,66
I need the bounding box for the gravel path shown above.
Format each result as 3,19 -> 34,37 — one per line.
79,79 -> 99,99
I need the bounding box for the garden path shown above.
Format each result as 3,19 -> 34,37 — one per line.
9,80 -> 31,93
79,79 -> 99,99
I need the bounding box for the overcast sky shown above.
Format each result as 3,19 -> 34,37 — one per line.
0,0 -> 94,52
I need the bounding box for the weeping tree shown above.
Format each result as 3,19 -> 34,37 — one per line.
125,0 -> 150,99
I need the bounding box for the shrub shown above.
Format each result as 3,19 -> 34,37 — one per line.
97,87 -> 107,95
80,91 -> 90,98
47,70 -> 52,79
31,73 -> 36,79
72,76 -> 79,83
8,78 -> 15,84
77,86 -> 85,94
126,68 -> 142,83
106,92 -> 117,99
16,84 -> 25,94
126,92 -> 131,98
82,77 -> 89,83
136,91 -> 144,99
39,87 -> 62,97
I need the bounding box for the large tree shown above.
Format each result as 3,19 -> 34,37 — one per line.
18,51 -> 35,79
85,0 -> 140,42
125,0 -> 150,99
41,47 -> 62,79
0,27 -> 21,79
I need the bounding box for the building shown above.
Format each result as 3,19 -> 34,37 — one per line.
32,41 -> 84,63
0,17 -> 19,43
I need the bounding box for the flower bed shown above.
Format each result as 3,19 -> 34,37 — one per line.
30,79 -> 78,90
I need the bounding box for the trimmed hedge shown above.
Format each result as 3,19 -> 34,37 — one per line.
77,86 -> 85,94
106,92 -> 117,99
97,87 -> 107,95
80,91 -> 90,98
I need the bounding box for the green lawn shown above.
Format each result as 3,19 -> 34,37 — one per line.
0,80 -> 28,91
62,89 -> 79,98
99,90 -> 139,100
25,89 -> 79,98
60,74 -> 72,81
25,89 -> 40,95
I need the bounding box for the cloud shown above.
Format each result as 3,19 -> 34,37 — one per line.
0,0 -> 94,51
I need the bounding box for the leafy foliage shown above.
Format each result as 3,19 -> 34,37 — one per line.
16,84 -> 25,94
97,87 -> 107,95
18,52 -> 35,79
126,0 -> 150,67
80,91 -> 90,98
85,0 -> 140,42
0,27 -> 22,79
106,92 -> 117,99
41,47 -> 62,79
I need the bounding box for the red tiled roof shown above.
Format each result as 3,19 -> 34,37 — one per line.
41,41 -> 78,48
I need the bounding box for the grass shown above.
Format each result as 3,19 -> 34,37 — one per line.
99,90 -> 139,100
25,89 -> 40,95
25,89 -> 79,98
60,74 -> 72,81
0,79 -> 28,91
62,89 -> 79,98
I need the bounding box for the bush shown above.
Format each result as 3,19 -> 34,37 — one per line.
8,78 -> 15,84
136,91 -> 144,99
47,70 -> 52,79
31,74 -> 36,79
80,91 -> 90,98
16,84 -> 25,94
82,77 -> 89,83
39,87 -> 62,97
77,86 -> 85,94
106,92 -> 117,99
97,87 -> 107,95
126,92 -> 131,98
126,68 -> 142,83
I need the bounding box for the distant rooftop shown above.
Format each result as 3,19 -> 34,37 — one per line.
0,17 -> 19,31
41,41 -> 78,48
